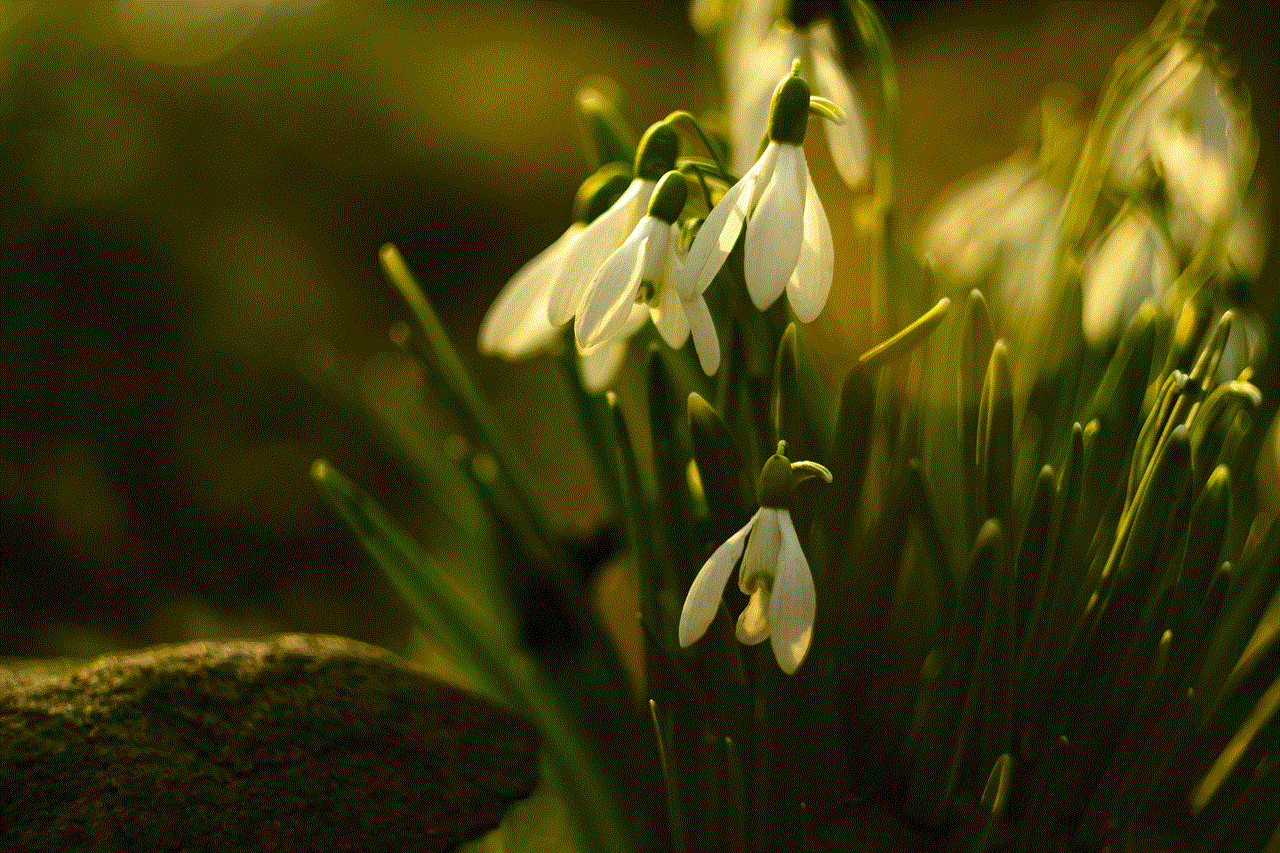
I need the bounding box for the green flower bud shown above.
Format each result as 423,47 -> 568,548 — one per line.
574,165 -> 633,224
768,70 -> 811,146
647,171 -> 689,224
635,121 -> 680,181
757,441 -> 794,508
577,86 -> 636,167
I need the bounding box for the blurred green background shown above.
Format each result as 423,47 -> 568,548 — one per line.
1,0 -> 1273,659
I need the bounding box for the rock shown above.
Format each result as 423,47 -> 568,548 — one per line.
0,634 -> 539,852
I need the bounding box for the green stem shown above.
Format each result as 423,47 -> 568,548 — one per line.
666,109 -> 731,174
679,161 -> 719,211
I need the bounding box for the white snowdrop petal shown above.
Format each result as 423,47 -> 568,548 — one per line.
1082,210 -> 1171,345
924,158 -> 1036,281
1002,203 -> 1064,321
745,143 -> 806,311
735,586 -> 771,645
996,185 -> 1064,320
580,339 -> 628,392
576,231 -> 650,352
652,277 -> 691,350
620,300 -> 651,338
809,22 -> 870,187
479,223 -> 582,358
683,148 -> 774,299
548,180 -> 651,325
1106,42 -> 1200,185
679,512 -> 758,648
769,510 -> 815,675
683,294 -> 721,375
724,0 -> 780,98
787,168 -> 834,323
740,507 -> 781,592
1156,125 -> 1234,238
641,220 -> 671,285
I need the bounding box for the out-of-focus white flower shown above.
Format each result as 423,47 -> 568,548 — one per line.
924,156 -> 1065,320
678,443 -> 829,674
1224,186 -> 1268,281
1082,208 -> 1175,345
576,172 -> 721,376
720,0 -> 779,105
545,122 -> 681,326
730,19 -> 869,188
685,70 -> 834,323
1107,41 -> 1253,252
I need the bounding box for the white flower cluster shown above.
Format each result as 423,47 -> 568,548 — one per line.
923,39 -> 1263,351
479,0 -> 873,391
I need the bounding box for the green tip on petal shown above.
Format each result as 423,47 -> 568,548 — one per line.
577,85 -> 637,167
758,450 -> 794,508
769,73 -> 811,146
635,122 -> 681,181
575,165 -> 634,223
647,171 -> 689,224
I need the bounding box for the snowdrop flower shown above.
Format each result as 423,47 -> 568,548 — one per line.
924,156 -> 1065,320
577,171 -> 722,375
479,168 -> 632,361
730,9 -> 869,188
679,442 -> 831,674
1082,207 -> 1174,345
684,69 -> 835,323
1107,41 -> 1252,252
545,121 -> 681,327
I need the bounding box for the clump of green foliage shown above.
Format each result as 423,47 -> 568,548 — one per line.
314,0 -> 1279,850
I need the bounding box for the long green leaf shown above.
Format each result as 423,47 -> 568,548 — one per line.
313,461 -> 633,853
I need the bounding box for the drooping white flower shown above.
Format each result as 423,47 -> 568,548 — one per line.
1107,41 -> 1253,252
576,171 -> 721,375
684,69 -> 834,324
678,442 -> 830,675
479,222 -> 584,360
730,16 -> 869,188
1082,207 -> 1175,345
479,167 -> 634,361
545,122 -> 681,327
923,155 -> 1065,320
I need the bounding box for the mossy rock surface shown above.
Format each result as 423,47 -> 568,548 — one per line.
0,634 -> 539,852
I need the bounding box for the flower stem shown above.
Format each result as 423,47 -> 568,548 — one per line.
666,109 -> 731,174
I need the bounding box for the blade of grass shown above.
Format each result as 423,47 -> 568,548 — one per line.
381,246 -> 586,622
313,461 -> 633,853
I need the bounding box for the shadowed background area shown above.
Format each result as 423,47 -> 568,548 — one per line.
1,0 -> 1273,659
